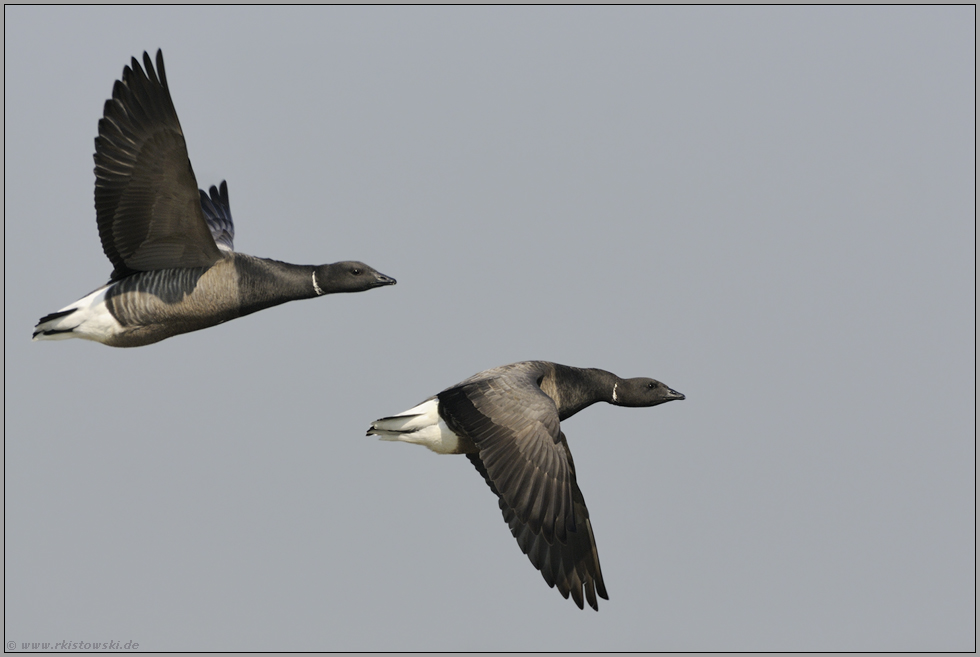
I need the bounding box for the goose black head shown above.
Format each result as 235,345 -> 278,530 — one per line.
313,261 -> 397,295
611,377 -> 685,407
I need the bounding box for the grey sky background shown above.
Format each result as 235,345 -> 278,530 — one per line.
4,6 -> 974,652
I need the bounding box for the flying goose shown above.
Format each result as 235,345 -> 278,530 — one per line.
33,50 -> 395,348
367,360 -> 685,610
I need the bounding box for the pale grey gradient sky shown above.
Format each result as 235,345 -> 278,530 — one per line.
4,6 -> 974,651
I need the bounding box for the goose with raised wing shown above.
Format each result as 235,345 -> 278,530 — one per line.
367,360 -> 685,610
33,50 -> 395,348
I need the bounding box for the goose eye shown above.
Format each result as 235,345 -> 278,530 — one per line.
647,382 -> 656,389
350,268 -> 362,276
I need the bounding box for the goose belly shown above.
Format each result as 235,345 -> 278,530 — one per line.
102,266 -> 241,346
34,263 -> 243,347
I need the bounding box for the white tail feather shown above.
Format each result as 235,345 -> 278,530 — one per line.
33,286 -> 121,343
367,398 -> 462,454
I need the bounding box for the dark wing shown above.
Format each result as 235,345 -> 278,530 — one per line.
439,364 -> 607,610
94,50 -> 223,281
199,181 -> 235,252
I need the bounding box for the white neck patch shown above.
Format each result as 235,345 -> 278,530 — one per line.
612,382 -> 619,403
312,271 -> 325,296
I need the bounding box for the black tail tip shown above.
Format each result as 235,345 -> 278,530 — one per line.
36,308 -> 77,325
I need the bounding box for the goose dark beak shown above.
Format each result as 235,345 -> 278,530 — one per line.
375,273 -> 397,287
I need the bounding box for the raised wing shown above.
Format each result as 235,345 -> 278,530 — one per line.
94,50 -> 223,281
199,181 -> 235,252
439,363 -> 607,610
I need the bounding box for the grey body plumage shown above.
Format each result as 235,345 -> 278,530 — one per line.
368,360 -> 685,610
33,50 -> 395,347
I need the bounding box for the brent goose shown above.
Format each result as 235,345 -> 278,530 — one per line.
33,50 -> 395,348
367,360 -> 685,610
